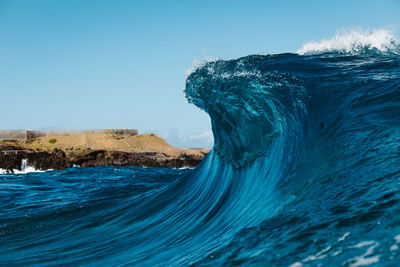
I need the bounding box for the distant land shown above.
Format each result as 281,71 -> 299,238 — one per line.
0,129 -> 209,172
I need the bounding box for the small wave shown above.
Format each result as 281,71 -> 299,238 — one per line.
0,159 -> 50,175
0,167 -> 46,175
12,167 -> 48,174
297,29 -> 399,55
176,166 -> 195,170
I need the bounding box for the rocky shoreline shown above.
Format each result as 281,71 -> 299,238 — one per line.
0,132 -> 210,172
0,144 -> 208,172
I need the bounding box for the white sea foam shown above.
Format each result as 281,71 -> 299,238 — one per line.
394,234 -> 400,243
347,240 -> 380,267
177,166 -> 195,170
352,240 -> 376,249
185,57 -> 262,82
338,232 -> 351,241
390,234 -> 400,251
349,255 -> 380,267
332,250 -> 342,256
288,262 -> 303,267
0,159 -> 49,175
297,29 -> 399,55
185,57 -> 219,79
0,167 -> 48,174
13,167 -> 47,174
303,245 -> 332,262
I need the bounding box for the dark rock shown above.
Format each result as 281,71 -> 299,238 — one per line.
0,144 -> 208,172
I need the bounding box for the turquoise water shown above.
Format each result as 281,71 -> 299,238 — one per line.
1,45 -> 400,265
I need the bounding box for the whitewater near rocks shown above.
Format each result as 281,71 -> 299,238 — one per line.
1,30 -> 400,266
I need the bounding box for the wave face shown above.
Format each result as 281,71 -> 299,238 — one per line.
2,44 -> 400,266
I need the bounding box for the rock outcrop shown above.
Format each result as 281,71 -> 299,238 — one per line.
0,133 -> 209,172
0,145 -> 207,172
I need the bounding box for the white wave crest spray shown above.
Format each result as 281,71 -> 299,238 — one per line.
297,29 -> 399,55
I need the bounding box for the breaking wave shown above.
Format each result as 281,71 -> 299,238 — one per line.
1,31 -> 400,266
0,159 -> 48,174
297,29 -> 399,54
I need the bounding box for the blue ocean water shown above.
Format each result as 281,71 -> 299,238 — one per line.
1,32 -> 400,266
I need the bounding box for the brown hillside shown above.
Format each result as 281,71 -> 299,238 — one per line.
24,133 -> 209,157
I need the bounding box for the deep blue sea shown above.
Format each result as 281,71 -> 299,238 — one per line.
1,33 -> 400,266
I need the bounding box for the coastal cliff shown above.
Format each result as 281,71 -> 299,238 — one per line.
0,133 -> 209,172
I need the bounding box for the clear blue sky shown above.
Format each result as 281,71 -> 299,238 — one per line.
1,0 -> 399,147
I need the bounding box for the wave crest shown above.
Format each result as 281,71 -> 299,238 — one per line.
184,56 -> 307,168
297,29 -> 399,55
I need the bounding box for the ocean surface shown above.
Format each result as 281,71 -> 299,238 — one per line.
1,30 -> 400,266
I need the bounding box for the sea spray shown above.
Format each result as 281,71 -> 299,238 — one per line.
0,159 -> 46,174
297,29 -> 399,54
